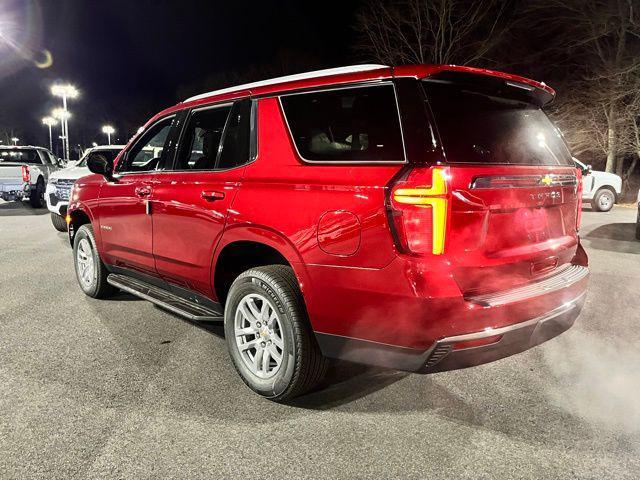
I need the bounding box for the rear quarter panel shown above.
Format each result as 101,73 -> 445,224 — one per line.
224,96 -> 404,328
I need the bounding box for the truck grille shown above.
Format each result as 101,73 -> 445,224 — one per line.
53,179 -> 75,201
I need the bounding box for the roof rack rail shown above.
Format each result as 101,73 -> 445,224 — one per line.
184,64 -> 389,102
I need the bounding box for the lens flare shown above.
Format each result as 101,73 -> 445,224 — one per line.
0,0 -> 51,78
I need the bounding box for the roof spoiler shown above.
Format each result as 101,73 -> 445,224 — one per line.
421,69 -> 555,107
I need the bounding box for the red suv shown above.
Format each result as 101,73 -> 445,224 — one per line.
68,64 -> 589,401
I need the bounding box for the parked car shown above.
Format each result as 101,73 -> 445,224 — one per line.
46,145 -> 124,231
67,64 -> 589,401
573,157 -> 621,212
0,145 -> 62,207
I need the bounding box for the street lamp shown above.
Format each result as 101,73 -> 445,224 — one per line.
11,137 -> 19,145
101,125 -> 115,145
42,116 -> 58,151
52,108 -> 71,156
51,84 -> 78,159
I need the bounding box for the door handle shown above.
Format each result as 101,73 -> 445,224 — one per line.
135,186 -> 151,198
201,190 -> 225,201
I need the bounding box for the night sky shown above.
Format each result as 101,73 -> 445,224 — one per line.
1,0 -> 361,153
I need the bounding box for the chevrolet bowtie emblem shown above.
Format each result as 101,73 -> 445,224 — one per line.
540,174 -> 553,186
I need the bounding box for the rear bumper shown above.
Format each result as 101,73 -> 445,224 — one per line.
313,251 -> 589,372
316,291 -> 585,372
0,182 -> 27,201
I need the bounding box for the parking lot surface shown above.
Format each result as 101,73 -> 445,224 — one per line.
1,201 -> 639,479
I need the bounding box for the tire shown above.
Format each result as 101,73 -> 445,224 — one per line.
224,265 -> 328,401
636,209 -> 640,241
51,212 -> 67,232
29,178 -> 45,208
73,224 -> 115,299
592,188 -> 615,212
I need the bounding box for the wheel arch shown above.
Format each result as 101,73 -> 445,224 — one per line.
212,225 -> 309,306
67,207 -> 94,246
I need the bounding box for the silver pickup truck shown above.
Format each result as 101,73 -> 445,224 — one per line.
0,146 -> 63,208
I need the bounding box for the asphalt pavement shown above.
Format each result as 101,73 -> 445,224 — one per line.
0,200 -> 639,479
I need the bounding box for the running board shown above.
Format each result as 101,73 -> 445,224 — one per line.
107,274 -> 223,321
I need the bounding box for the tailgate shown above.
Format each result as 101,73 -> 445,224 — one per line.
447,165 -> 579,295
0,164 -> 25,182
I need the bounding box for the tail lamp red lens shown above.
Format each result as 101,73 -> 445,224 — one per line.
21,165 -> 30,182
389,167 -> 450,255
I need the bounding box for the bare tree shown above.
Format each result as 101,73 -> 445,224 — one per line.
525,0 -> 640,174
354,0 -> 513,66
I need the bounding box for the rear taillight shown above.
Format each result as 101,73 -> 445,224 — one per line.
388,167 -> 450,255
575,168 -> 583,230
21,165 -> 30,182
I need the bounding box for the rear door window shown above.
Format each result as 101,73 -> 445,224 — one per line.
280,84 -> 405,162
423,80 -> 572,166
175,105 -> 232,170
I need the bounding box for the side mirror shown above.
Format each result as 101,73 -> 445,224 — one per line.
586,164 -> 593,174
87,153 -> 115,181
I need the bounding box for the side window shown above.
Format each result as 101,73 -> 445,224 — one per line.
175,106 -> 232,170
280,84 -> 405,162
118,116 -> 174,173
217,99 -> 253,169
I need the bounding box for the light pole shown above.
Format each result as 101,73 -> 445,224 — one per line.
42,117 -> 58,151
51,84 -> 78,159
101,125 -> 115,145
52,108 -> 71,156
11,137 -> 19,145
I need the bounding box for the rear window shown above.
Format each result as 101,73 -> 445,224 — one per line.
423,80 -> 572,166
280,84 -> 405,162
0,149 -> 42,164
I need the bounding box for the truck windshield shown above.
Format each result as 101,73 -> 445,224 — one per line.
0,149 -> 42,164
422,80 -> 572,166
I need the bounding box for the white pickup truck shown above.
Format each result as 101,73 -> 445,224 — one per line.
573,157 -> 622,212
0,146 -> 63,208
46,145 -> 124,231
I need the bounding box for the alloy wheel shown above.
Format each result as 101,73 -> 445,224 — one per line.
234,293 -> 285,379
76,238 -> 95,289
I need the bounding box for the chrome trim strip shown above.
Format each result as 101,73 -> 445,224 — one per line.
471,174 -> 577,189
441,292 -> 586,344
467,264 -> 588,307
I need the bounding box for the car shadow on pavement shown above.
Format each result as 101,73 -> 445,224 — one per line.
290,362 -> 410,409
0,201 -> 49,216
583,223 -> 640,254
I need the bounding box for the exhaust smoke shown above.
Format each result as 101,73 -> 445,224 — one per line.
540,329 -> 640,436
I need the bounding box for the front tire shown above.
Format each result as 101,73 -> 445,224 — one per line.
51,212 -> 67,232
224,265 -> 327,401
73,224 -> 115,298
636,208 -> 640,240
592,188 -> 615,212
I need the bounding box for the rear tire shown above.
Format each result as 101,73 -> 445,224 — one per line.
224,265 -> 328,401
51,212 -> 67,232
73,224 -> 115,299
636,209 -> 640,240
29,178 -> 44,208
592,188 -> 615,212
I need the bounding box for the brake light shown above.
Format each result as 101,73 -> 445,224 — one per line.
575,168 -> 583,230
389,167 -> 450,255
21,165 -> 30,182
